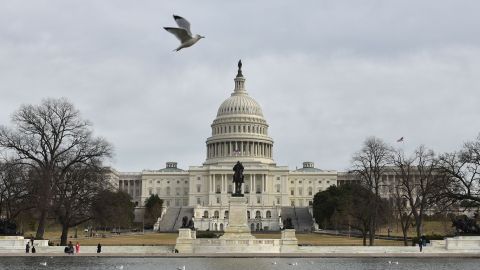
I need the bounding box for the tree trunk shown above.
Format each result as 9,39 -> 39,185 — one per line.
399,216 -> 410,246
362,232 -> 367,246
416,219 -> 422,238
60,223 -> 69,246
35,209 -> 48,239
369,219 -> 376,246
401,224 -> 409,246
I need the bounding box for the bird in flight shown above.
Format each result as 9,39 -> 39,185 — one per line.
164,15 -> 204,51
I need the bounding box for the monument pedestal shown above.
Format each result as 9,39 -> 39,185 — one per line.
221,196 -> 255,240
175,228 -> 196,253
174,195 -> 298,253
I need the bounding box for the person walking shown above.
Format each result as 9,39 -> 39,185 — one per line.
97,243 -> 102,254
25,243 -> 30,253
75,242 -> 80,254
418,238 -> 423,252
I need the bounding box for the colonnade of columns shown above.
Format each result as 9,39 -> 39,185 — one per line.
207,141 -> 273,159
208,173 -> 268,194
119,180 -> 140,195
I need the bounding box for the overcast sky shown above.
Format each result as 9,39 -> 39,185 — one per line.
1,0 -> 479,172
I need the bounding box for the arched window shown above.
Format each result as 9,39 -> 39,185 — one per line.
255,210 -> 261,219
220,223 -> 224,231
203,211 -> 209,218
266,211 -> 271,218
214,211 -> 219,218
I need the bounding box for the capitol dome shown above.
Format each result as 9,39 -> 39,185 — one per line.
204,61 -> 274,165
216,94 -> 263,117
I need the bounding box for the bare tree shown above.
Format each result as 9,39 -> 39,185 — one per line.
351,136 -> 391,245
0,98 -> 112,239
53,162 -> 110,245
0,160 -> 33,222
390,146 -> 441,240
439,134 -> 480,206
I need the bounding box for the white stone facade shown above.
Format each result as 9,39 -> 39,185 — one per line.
110,63 -> 338,230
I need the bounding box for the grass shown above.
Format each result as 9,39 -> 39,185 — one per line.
24,220 -> 449,247
377,220 -> 455,237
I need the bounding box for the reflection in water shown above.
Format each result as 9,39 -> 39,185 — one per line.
0,257 -> 478,270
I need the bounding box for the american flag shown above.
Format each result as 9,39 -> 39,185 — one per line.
397,137 -> 404,142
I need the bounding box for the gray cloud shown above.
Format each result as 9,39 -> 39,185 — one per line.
1,0 -> 479,171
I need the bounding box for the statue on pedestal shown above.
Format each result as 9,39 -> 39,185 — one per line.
232,161 -> 244,196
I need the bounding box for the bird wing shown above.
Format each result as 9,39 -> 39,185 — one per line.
173,15 -> 192,36
164,27 -> 191,43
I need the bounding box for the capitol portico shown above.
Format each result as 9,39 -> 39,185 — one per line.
109,61 -> 338,232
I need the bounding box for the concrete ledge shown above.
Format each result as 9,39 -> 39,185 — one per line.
1,252 -> 480,258
0,245 -> 174,254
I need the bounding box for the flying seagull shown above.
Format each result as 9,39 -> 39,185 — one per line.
164,15 -> 204,51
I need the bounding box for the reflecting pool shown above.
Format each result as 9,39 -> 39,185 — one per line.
0,257 -> 478,270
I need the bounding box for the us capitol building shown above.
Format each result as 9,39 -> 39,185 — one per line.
108,62 -> 339,232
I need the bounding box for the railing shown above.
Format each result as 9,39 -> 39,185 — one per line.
197,239 -> 280,246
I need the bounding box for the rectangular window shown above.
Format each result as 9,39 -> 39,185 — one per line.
196,184 -> 201,193
290,189 -> 294,195
276,184 -> 281,193
257,197 -> 261,204
148,188 -> 153,195
298,187 -> 303,196
156,188 -> 161,195
276,197 -> 281,205
176,187 -> 181,195
184,187 -> 189,195
196,197 -> 201,205
216,197 -> 220,204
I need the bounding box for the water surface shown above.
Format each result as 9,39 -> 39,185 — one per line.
0,257 -> 478,270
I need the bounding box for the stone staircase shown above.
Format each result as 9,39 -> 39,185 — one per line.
280,207 -> 313,232
294,207 -> 314,232
157,207 -> 194,232
173,207 -> 194,231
